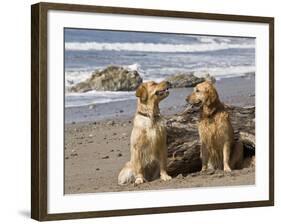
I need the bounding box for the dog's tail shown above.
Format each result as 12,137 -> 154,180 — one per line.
118,162 -> 135,185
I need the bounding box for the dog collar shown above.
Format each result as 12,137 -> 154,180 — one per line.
137,111 -> 160,118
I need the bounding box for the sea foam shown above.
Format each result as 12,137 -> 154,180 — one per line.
65,42 -> 254,53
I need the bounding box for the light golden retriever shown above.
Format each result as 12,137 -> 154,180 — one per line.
118,81 -> 172,185
186,81 -> 243,172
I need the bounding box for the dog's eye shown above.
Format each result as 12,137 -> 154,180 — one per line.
195,88 -> 199,93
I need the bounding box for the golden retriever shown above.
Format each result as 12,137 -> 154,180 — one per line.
118,81 -> 172,185
186,81 -> 243,172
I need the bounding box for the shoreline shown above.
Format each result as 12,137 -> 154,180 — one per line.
65,75 -> 255,124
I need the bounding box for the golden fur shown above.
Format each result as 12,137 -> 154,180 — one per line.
186,81 -> 243,171
118,81 -> 172,185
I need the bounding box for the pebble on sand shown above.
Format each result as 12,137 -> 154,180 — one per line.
176,174 -> 184,179
107,120 -> 115,126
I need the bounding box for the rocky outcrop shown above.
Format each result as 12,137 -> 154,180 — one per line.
166,105 -> 255,176
165,72 -> 215,88
70,66 -> 143,92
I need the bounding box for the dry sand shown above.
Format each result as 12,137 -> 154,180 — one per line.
65,117 -> 254,194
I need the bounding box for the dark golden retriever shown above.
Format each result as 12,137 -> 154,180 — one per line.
186,81 -> 243,172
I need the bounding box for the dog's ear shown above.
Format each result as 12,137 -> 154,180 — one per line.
205,85 -> 218,106
136,84 -> 148,103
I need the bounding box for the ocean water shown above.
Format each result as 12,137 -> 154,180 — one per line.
64,29 -> 255,108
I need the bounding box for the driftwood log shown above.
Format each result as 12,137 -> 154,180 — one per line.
166,105 -> 255,176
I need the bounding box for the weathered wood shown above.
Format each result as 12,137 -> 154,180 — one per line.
166,105 -> 255,176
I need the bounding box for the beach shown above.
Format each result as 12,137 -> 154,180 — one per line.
64,75 -> 255,194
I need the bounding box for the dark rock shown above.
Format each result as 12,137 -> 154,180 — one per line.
70,65 -> 143,92
117,153 -> 122,157
165,72 -> 216,88
165,73 -> 204,88
102,155 -> 109,159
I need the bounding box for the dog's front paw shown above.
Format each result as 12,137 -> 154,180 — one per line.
201,165 -> 208,172
134,177 -> 145,185
160,173 -> 172,181
224,165 -> 232,172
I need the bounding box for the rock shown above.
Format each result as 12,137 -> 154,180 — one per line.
206,170 -> 215,175
243,72 -> 255,79
165,72 -> 205,88
70,65 -> 143,92
107,120 -> 115,126
165,72 -> 216,89
101,156 -> 109,159
176,174 -> 184,179
204,73 -> 216,84
166,105 -> 255,176
117,153 -> 122,157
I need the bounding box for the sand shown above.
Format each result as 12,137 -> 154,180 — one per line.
64,76 -> 255,194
